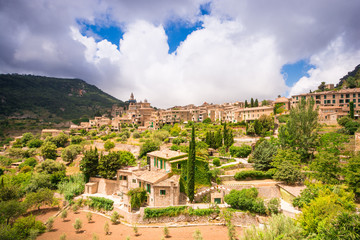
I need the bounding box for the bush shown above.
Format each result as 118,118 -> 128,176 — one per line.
11,215 -> 46,239
111,211 -> 120,224
212,158 -> 221,167
58,174 -> 85,201
229,144 -> 252,158
104,140 -> 115,151
87,197 -> 114,211
224,188 -> 267,215
27,138 -> 43,148
234,170 -> 273,181
144,206 -> 219,219
132,131 -> 141,138
267,198 -> 280,215
73,218 -> 82,233
19,157 -> 38,170
86,212 -> 93,223
144,206 -> 188,218
241,214 -> 302,240
70,135 -> 83,144
128,188 -> 147,210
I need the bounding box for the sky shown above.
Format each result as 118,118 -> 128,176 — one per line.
1,0 -> 360,108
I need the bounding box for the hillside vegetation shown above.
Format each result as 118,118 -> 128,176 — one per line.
0,74 -> 124,121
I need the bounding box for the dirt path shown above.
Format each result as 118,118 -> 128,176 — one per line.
37,211 -> 243,240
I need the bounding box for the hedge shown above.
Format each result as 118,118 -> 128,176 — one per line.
144,206 -> 219,219
88,196 -> 114,211
234,170 -> 273,181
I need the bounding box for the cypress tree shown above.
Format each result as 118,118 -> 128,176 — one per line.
215,128 -> 222,149
254,99 -> 259,107
350,101 -> 355,119
245,100 -> 248,108
251,98 -> 254,107
187,126 -> 196,202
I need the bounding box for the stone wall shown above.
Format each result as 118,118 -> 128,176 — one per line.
89,177 -> 119,195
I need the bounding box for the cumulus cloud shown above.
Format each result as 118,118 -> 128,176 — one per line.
289,36 -> 360,96
1,0 -> 360,108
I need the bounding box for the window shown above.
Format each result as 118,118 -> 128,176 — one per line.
332,100 -> 335,104
154,157 -> 156,167
177,163 -> 181,169
160,159 -> 163,169
333,95 -> 335,98
354,94 -> 356,98
132,179 -> 137,183
346,99 -> 350,103
354,99 -> 357,103
340,99 -> 344,103
341,94 -> 344,98
296,96 -> 298,100
324,95 -> 326,99
146,184 -> 151,193
324,100 -> 326,104
160,190 -> 166,195
346,94 -> 350,98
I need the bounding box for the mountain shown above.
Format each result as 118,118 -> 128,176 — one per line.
0,74 -> 125,122
336,64 -> 360,89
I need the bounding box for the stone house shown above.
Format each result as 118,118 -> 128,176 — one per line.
85,149 -> 188,210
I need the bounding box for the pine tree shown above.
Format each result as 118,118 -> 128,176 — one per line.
250,98 -> 254,107
187,126 -> 196,203
254,99 -> 259,107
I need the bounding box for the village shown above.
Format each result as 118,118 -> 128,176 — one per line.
1,81 -> 360,240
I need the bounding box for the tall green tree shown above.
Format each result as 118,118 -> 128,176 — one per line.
245,100 -> 248,108
215,128 -> 223,149
310,151 -> 340,184
80,147 -> 99,182
250,98 -> 254,107
252,140 -> 278,171
187,126 -> 196,203
278,98 -> 318,161
254,99 -> 259,107
350,101 -> 355,119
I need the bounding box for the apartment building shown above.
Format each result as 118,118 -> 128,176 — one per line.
291,88 -> 360,123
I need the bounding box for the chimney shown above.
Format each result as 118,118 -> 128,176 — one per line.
137,161 -> 141,169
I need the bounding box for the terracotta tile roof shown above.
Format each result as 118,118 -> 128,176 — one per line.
147,149 -> 187,159
153,175 -> 180,187
134,170 -> 169,184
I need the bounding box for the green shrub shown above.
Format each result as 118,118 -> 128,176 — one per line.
88,196 -> 114,211
144,206 -> 188,218
229,144 -> 252,158
234,170 -> 273,181
57,174 -> 85,201
144,206 -> 218,219
224,188 -> 267,215
111,211 -> 120,224
212,158 -> 221,167
104,140 -> 115,151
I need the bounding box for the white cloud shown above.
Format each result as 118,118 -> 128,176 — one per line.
289,36 -> 360,96
2,0 -> 360,108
